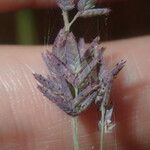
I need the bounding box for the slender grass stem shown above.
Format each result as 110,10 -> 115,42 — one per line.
72,116 -> 80,150
62,9 -> 80,150
72,88 -> 80,150
100,104 -> 105,150
62,10 -> 81,31
62,10 -> 70,31
68,12 -> 81,29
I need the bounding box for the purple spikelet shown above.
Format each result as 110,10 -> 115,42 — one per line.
33,0 -> 125,120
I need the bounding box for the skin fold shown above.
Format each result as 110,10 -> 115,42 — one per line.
0,36 -> 150,149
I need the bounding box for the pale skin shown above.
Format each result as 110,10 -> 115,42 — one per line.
0,1 -> 150,150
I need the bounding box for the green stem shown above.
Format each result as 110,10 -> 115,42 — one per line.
68,12 -> 80,29
62,10 -> 81,32
72,116 -> 80,150
100,103 -> 105,150
62,10 -> 70,31
72,88 -> 80,150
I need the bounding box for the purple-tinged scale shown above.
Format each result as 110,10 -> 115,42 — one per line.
33,73 -> 62,93
56,0 -> 75,11
72,84 -> 100,106
65,32 -> 81,73
33,0 -> 125,117
77,0 -> 96,11
79,8 -> 111,18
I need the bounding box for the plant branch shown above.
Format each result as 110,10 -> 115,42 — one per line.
68,12 -> 81,29
72,88 -> 80,150
72,116 -> 80,150
100,103 -> 105,150
62,10 -> 70,31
